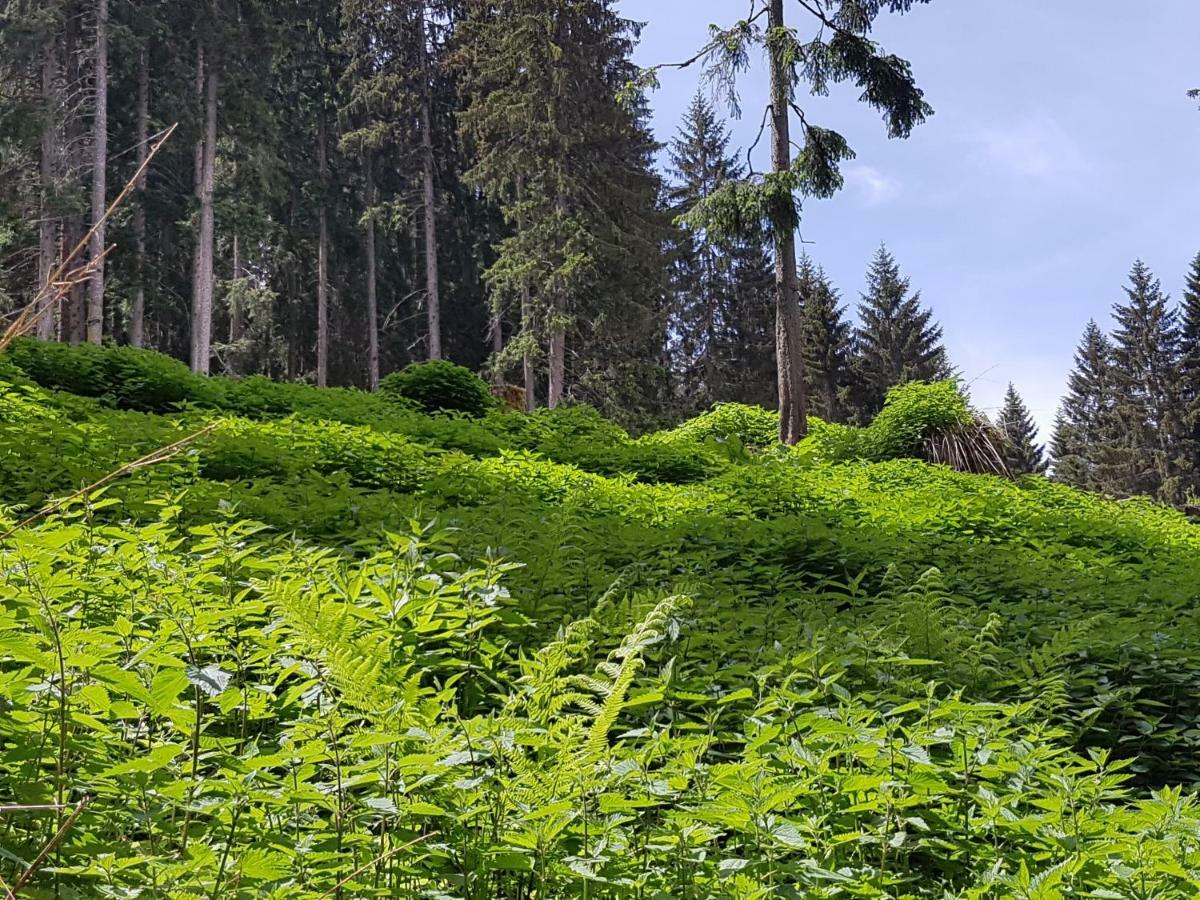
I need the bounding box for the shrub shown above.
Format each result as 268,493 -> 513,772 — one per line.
666,402 -> 779,450
5,338 -> 222,412
802,380 -> 972,463
380,359 -> 496,417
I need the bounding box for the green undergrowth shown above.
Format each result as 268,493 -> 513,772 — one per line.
4,343 -> 1200,897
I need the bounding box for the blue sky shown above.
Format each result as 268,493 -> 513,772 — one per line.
619,0 -> 1200,437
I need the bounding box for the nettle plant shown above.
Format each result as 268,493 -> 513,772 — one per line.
2,498 -> 1200,897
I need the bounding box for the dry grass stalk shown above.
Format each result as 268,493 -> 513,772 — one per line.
923,420 -> 1011,478
0,421 -> 218,541
0,124 -> 177,354
5,795 -> 91,897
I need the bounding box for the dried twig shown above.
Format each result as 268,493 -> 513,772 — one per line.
0,421 -> 219,541
8,796 -> 91,895
0,124 -> 177,354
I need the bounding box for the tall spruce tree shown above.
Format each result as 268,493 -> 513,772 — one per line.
455,0 -> 666,414
1177,252 -> 1200,501
998,383 -> 1047,475
667,0 -> 932,443
665,93 -> 773,414
1051,320 -> 1115,492
851,245 -> 950,420
1107,260 -> 1182,501
799,256 -> 852,422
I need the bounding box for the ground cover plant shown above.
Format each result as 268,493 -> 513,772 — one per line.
4,345 -> 1200,897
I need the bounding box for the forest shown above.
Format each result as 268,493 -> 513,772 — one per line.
2,0 -> 1200,896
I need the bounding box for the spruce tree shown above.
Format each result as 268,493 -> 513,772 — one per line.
665,0 -> 932,443
455,0 -> 666,413
1107,260 -> 1181,501
998,383 -> 1047,475
665,93 -> 773,414
851,245 -> 950,420
1051,320 -> 1115,492
1177,252 -> 1200,501
799,257 -> 852,423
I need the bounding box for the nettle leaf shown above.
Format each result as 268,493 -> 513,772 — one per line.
99,743 -> 183,778
238,848 -> 290,882
186,664 -> 233,698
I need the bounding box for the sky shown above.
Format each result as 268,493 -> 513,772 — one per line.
618,0 -> 1200,438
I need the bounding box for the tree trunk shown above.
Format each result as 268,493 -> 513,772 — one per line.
129,46 -> 149,347
517,175 -> 536,410
418,3 -> 441,360
316,111 -> 329,387
37,32 -> 59,341
62,9 -> 85,344
547,293 -> 565,409
191,58 -> 218,374
364,153 -> 380,390
85,0 -> 108,345
229,233 -> 242,342
190,44 -> 204,360
768,0 -> 807,444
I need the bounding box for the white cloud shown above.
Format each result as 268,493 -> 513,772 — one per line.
843,164 -> 901,206
966,113 -> 1095,183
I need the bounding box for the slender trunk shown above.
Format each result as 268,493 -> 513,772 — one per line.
190,44 -> 204,359
364,153 -> 379,390
547,307 -> 565,409
130,46 -> 149,347
37,33 -> 59,341
229,233 -> 242,342
191,59 -> 218,374
316,112 -> 329,387
516,175 -> 536,410
85,0 -> 109,344
768,0 -> 807,444
417,4 -> 441,359
63,9 -> 85,344
521,284 -> 536,411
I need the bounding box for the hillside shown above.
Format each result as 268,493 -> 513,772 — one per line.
3,342 -> 1200,897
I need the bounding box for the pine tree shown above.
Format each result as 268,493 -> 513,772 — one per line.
665,93 -> 773,414
998,383 -> 1047,475
1107,260 -> 1182,501
1051,320 -> 1115,492
799,257 -> 852,422
1177,252 -> 1200,501
851,245 -> 950,420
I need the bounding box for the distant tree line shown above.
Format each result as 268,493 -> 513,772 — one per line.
0,0 -> 938,435
1052,255 -> 1200,506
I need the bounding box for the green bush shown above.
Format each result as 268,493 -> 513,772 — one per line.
5,338 -> 223,412
664,402 -> 779,449
802,380 -> 972,463
379,359 -> 496,417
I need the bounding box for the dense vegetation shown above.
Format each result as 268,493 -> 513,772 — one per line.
4,343 -> 1200,896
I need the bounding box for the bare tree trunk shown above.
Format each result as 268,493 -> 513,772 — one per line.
129,46 -> 149,347
521,284 -> 536,410
547,293 -> 565,409
85,0 -> 108,344
364,152 -> 379,390
191,58 -> 218,374
228,233 -> 242,342
417,3 -> 441,360
190,44 -> 204,358
37,33 -> 59,341
316,112 -> 329,387
62,9 -> 86,344
768,0 -> 807,444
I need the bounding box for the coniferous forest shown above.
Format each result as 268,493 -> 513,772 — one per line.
2,1 -> 1200,896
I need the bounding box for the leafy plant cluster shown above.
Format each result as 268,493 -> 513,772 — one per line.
5,351 -> 1200,895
